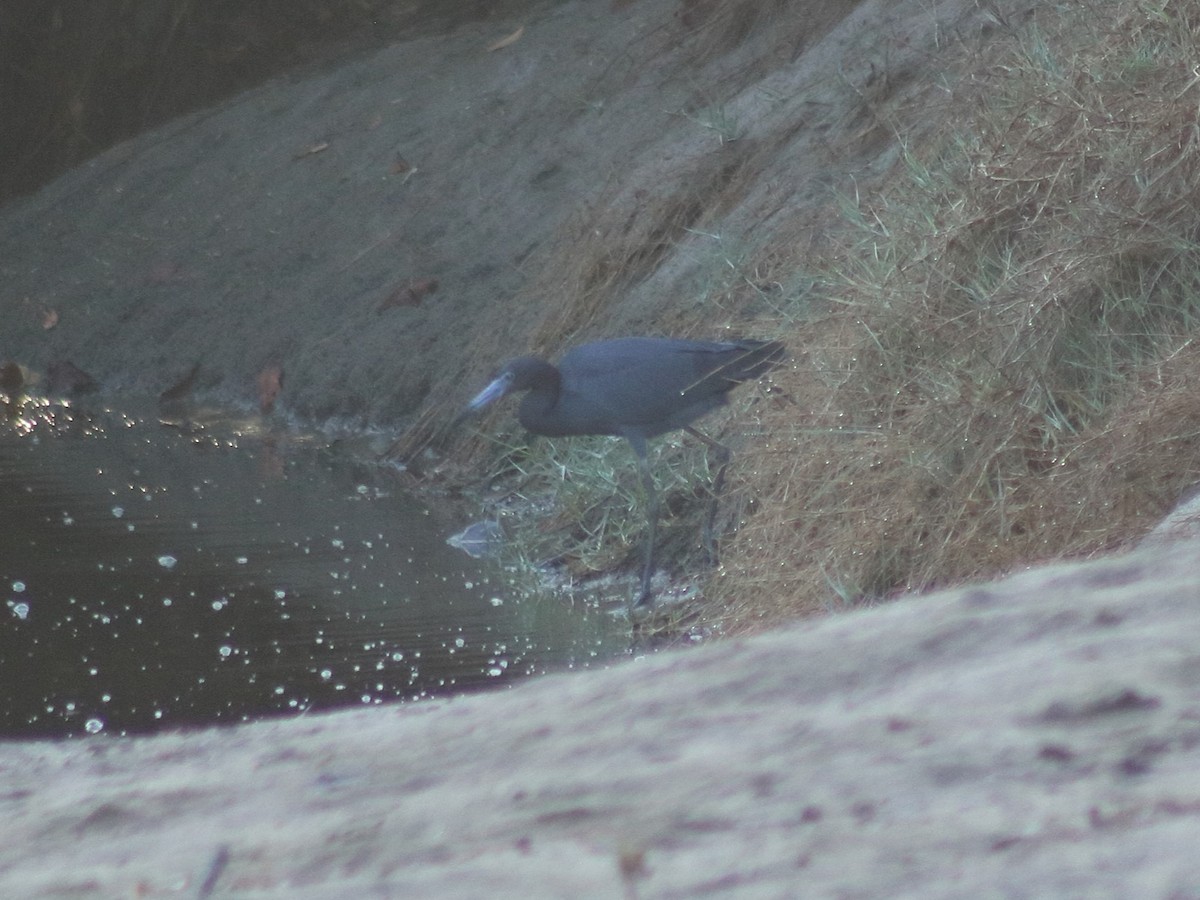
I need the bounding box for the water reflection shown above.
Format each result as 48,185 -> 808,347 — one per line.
0,400 -> 627,738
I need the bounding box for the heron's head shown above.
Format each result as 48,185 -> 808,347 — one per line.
462,357 -> 556,422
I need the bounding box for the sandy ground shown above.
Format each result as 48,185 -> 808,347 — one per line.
11,1 -> 1199,897
2,540 -> 1199,897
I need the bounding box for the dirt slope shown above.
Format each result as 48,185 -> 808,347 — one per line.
0,0 -> 1020,425
2,541 -> 1198,897
11,2 -> 1198,897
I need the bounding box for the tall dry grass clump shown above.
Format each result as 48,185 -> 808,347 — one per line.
717,0 -> 1200,627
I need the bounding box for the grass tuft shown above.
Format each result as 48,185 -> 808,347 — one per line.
714,0 -> 1200,627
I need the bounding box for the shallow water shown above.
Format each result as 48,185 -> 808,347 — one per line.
0,400 -> 627,738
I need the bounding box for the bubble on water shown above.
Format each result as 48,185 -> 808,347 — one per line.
111,506 -> 124,518
218,645 -> 233,658
9,602 -> 30,620
454,636 -> 465,649
489,597 -> 503,607
211,598 -> 227,611
157,555 -> 177,569
319,669 -> 333,681
11,581 -> 25,593
391,651 -> 404,662
162,597 -> 172,606
235,556 -> 248,565
84,718 -> 105,734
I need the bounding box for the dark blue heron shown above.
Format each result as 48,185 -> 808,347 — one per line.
465,336 -> 785,607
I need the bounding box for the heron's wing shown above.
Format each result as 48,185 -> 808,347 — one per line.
557,340 -> 735,431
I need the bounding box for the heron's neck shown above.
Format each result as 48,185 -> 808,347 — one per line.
516,361 -> 561,429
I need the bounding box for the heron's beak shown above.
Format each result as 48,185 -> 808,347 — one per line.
465,371 -> 513,413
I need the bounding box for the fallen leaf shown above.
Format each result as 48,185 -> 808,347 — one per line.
42,308 -> 59,330
487,25 -> 524,52
377,278 -> 439,313
0,361 -> 23,397
390,156 -> 414,176
257,364 -> 284,415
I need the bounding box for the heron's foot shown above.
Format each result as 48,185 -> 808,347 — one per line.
632,587 -> 655,610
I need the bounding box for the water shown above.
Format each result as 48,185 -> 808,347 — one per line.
0,399 -> 628,738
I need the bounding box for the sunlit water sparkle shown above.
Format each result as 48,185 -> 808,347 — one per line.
0,401 -> 627,738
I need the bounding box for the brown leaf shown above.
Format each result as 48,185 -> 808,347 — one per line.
390,156 -> 414,176
377,278 -> 439,313
0,361 -> 24,397
257,364 -> 284,415
487,25 -> 524,52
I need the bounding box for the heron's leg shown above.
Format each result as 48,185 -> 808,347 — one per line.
684,426 -> 731,564
628,436 -> 658,609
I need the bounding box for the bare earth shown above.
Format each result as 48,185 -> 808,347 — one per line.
2,541 -> 1199,897
6,0 -> 1200,896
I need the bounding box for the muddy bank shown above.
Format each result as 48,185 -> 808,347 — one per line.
2,542 -> 1198,897
0,0 -> 1019,430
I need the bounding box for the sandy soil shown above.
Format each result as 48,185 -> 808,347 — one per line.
10,1 -> 1197,897
2,541 -> 1199,897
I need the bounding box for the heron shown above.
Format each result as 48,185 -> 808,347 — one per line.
465,336 -> 785,607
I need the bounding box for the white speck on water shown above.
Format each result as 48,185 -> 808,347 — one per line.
111,506 -> 124,518
162,597 -> 172,606
489,597 -> 503,607
454,636 -> 465,649
235,556 -> 248,565
157,555 -> 177,569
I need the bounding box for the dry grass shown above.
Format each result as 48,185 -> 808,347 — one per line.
411,0 -> 1200,628
715,0 -> 1200,628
